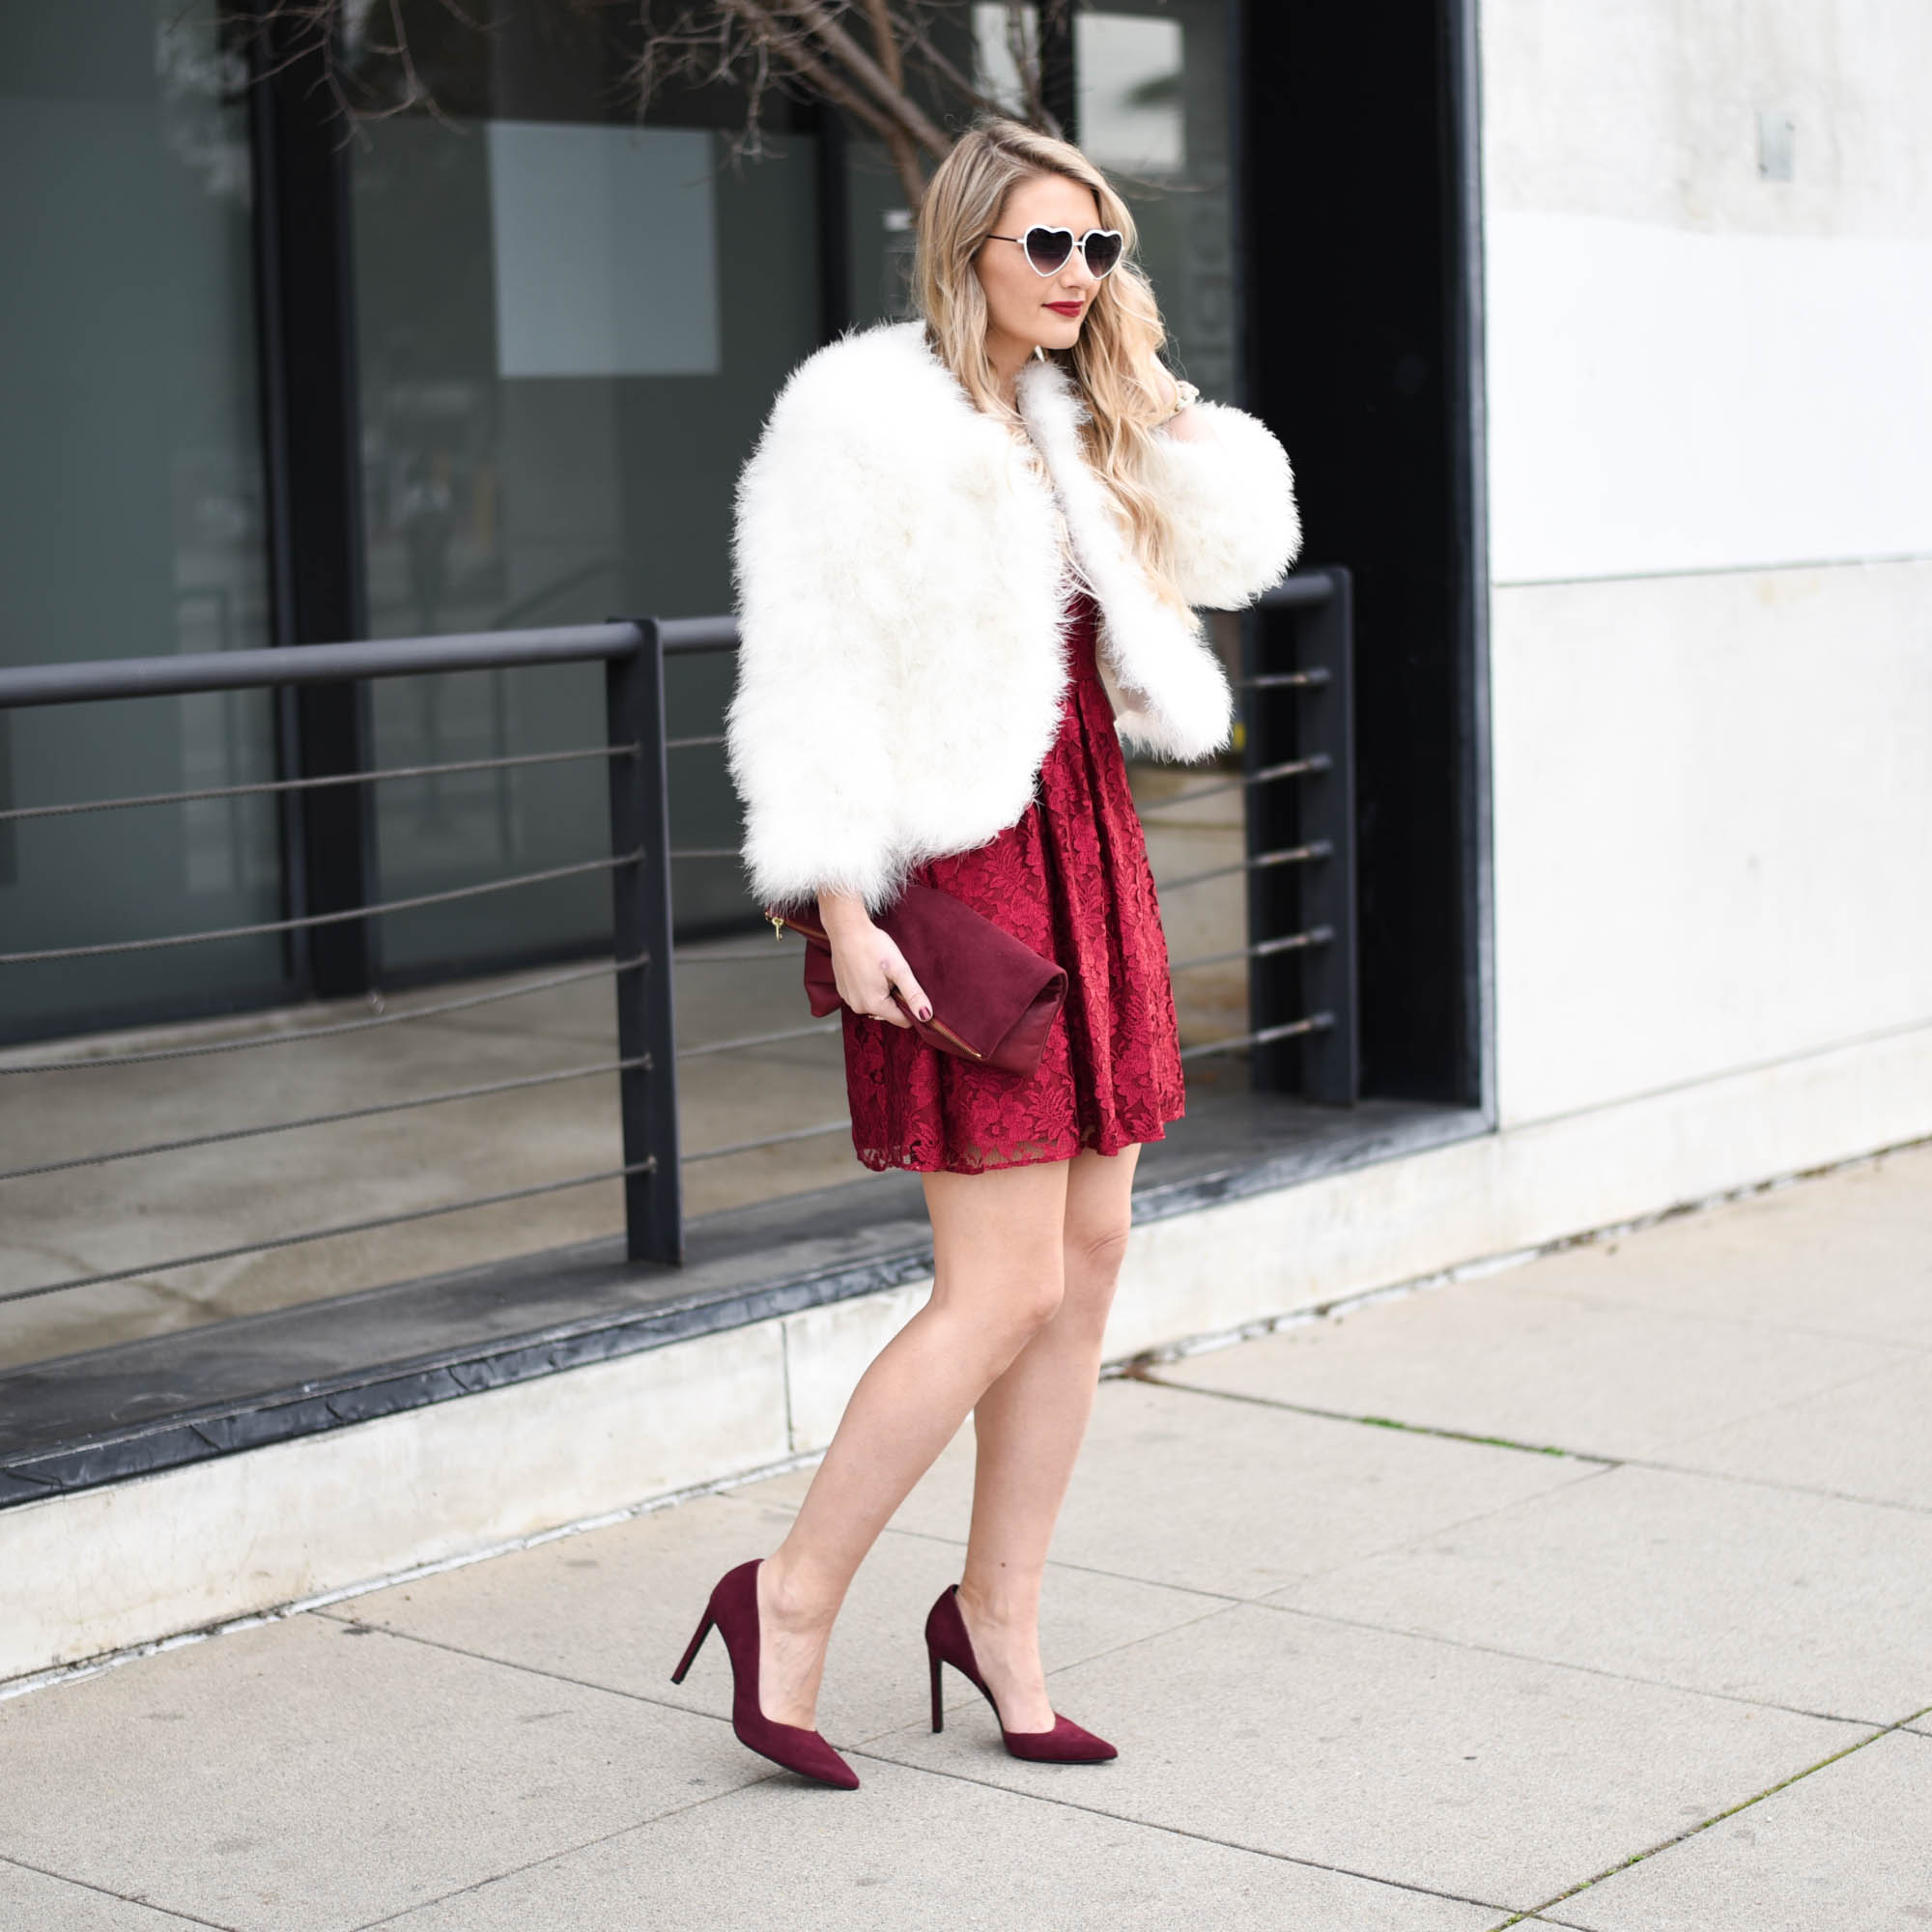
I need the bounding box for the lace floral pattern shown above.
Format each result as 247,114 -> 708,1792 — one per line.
842,588 -> 1186,1173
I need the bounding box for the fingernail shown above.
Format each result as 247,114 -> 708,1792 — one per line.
917,1006 -> 932,1022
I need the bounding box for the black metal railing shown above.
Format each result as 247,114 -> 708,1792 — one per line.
1236,569 -> 1358,1100
0,571 -> 1353,1302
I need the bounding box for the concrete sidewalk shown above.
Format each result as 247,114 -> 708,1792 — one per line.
2,1146 -> 1927,1930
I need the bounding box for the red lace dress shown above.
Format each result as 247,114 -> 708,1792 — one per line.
841,584 -> 1187,1173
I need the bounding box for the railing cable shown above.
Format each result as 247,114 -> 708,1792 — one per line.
0,955 -> 647,1074
1143,754 -> 1330,814
681,1118 -> 853,1163
1179,1013 -> 1334,1062
1237,668 -> 1329,691
1167,926 -> 1333,975
0,1058 -> 648,1183
1156,840 -> 1331,896
0,744 -> 635,825
677,1019 -> 841,1060
0,1163 -> 658,1306
0,851 -> 640,966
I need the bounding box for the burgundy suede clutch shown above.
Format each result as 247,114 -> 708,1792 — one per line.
764,884 -> 1067,1078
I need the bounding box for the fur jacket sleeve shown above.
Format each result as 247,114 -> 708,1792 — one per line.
724,318 -> 1299,915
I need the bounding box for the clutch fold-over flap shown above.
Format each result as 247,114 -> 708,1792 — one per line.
766,885 -> 1067,1078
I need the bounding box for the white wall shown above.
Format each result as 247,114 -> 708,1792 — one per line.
1491,562 -> 1932,1122
1480,0 -> 1932,1132
1487,213 -> 1932,582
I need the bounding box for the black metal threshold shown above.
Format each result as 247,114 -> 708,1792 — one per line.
0,1096 -> 1487,1507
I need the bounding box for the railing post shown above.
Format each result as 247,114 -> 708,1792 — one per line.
1295,568 -> 1359,1104
1241,570 -> 1359,1103
606,620 -> 684,1264
1240,598 -> 1293,1094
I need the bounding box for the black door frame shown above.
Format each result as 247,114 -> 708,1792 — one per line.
1234,0 -> 1493,1119
245,8 -> 379,1002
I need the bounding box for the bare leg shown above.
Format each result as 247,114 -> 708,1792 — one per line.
954,1142 -> 1139,1732
755,1156 -> 1071,1728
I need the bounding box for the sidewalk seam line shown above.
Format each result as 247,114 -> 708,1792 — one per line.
747,1479 -> 1904,1729
0,1852 -> 239,1929
834,1748 -> 1523,1920
1140,1373 -> 1932,1518
1499,1282 -> 1932,1358
340,1771 -> 787,1932
1131,1369 -> 1620,1463
848,1516 -> 1882,1725
1241,1598 -> 1897,1729
865,1520 -> 1249,1601
853,1598 -> 1251,1747
874,1522 -> 1902,1730
321,1595 -> 1250,1755
1619,1453 -> 1932,1518
310,1614 -> 788,1730
1486,1706 -> 1932,1927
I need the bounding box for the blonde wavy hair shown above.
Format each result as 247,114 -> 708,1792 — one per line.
912,116 -> 1198,625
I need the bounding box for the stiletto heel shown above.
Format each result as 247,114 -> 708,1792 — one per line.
669,1609 -> 714,1685
923,1584 -> 1117,1764
671,1559 -> 859,1789
929,1648 -> 946,1733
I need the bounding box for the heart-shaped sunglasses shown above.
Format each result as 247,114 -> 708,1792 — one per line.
983,225 -> 1125,280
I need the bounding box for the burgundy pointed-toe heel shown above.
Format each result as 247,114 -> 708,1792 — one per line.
670,1558 -> 859,1789
923,1583 -> 1117,1764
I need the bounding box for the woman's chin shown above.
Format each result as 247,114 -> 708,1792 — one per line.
1033,320 -> 1084,355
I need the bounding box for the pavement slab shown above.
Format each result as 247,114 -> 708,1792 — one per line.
0,1862 -> 213,1931
1644,1349 -> 1932,1509
1505,1146 -> 1932,1349
0,1614 -> 771,1932
748,1376 -> 1600,1600
865,1601 -> 1860,1913
1272,1462 -> 1932,1720
1548,1727 -> 1932,1931
375,1755 -> 1504,1932
335,1485 -> 1227,1748
1151,1275 -> 1914,1464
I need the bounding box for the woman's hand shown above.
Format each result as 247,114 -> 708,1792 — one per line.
818,891 -> 931,1029
1164,400 -> 1216,443
1145,363 -> 1214,442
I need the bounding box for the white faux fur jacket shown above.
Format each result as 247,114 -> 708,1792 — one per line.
724,317 -> 1300,914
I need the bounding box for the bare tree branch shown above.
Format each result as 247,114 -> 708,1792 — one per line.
720,0 -> 904,152
778,0 -> 950,156
855,0 -> 927,205
1004,2 -> 1047,134
895,11 -> 1017,124
860,0 -> 903,90
248,0 -> 1057,211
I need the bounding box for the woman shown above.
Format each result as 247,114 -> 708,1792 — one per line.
675,118 -> 1299,1788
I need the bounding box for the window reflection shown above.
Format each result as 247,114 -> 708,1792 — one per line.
350,67 -> 822,966
0,0 -> 282,1040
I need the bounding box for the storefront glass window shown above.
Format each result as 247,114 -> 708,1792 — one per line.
0,0 -> 283,1042
347,19 -> 823,970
